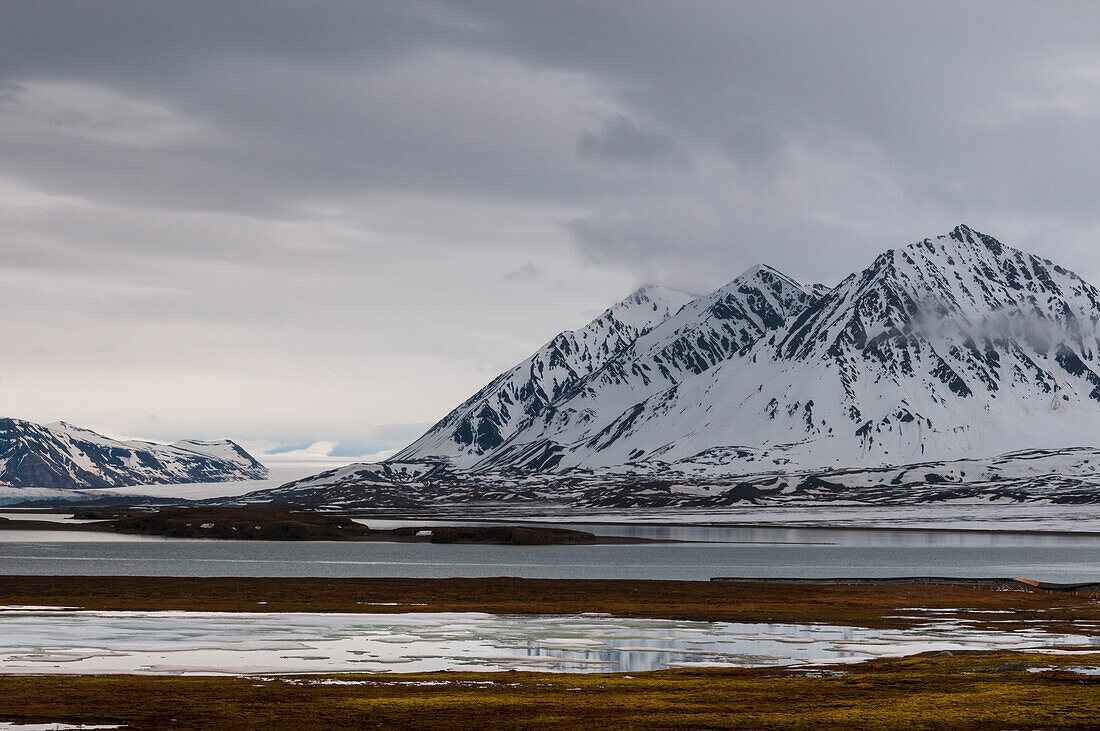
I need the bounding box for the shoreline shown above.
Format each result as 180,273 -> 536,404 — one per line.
0,509 -> 665,546
349,515 -> 1100,538
8,509 -> 1100,539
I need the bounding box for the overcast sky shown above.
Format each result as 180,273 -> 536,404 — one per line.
2,1 -> 1099,458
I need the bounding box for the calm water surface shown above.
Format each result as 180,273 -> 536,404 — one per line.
1,526 -> 1099,581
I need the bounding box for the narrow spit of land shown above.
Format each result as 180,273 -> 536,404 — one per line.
3,575 -> 1099,631
0,507 -> 656,545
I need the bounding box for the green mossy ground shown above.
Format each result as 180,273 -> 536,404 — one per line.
2,652 -> 1098,729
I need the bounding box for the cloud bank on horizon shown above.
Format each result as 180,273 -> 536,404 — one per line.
1,1 -> 1098,454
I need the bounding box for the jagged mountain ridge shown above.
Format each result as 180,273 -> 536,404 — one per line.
0,417 -> 268,489
393,285 -> 693,463
473,264 -> 824,470
399,267 -> 822,468
240,224 -> 1100,508
482,225 -> 1100,473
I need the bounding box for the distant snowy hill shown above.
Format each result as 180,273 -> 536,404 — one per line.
0,418 -> 268,489
242,225 -> 1100,507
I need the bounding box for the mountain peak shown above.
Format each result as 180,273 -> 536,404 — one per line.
603,284 -> 695,330
623,283 -> 695,306
734,264 -> 772,279
946,223 -> 1003,249
736,263 -> 778,277
732,263 -> 801,287
46,420 -> 94,433
941,220 -> 994,246
581,226 -> 1100,473
393,280 -> 692,463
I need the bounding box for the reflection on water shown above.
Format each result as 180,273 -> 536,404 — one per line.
1,610 -> 1096,675
0,513 -> 106,524
353,519 -> 1100,547
356,503 -> 1100,533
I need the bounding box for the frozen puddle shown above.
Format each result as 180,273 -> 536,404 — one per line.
0,609 -> 1096,675
1027,665 -> 1100,675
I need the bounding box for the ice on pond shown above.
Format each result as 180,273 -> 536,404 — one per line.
0,609 -> 1096,675
1027,665 -> 1100,675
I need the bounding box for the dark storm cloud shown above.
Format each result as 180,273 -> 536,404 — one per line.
0,1 -> 594,215
3,1 -> 1097,280
2,1 -> 1100,449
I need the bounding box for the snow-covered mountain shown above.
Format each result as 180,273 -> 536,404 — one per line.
546,223 -> 1100,473
399,268 -> 820,469
242,225 -> 1100,507
393,285 -> 693,463
0,418 -> 268,489
475,264 -> 823,470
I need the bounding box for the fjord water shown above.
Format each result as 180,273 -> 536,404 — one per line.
2,525 -> 1099,581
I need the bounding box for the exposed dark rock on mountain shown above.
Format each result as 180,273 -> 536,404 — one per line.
393,285 -> 693,463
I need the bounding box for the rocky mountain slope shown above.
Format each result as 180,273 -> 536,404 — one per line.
476,264 -> 825,471
393,285 -> 693,463
242,225 -> 1100,507
467,225 -> 1100,474
0,418 -> 268,489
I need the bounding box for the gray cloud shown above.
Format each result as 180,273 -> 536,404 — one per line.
577,115 -> 684,166
503,263 -> 543,281
1,1 -> 1099,452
